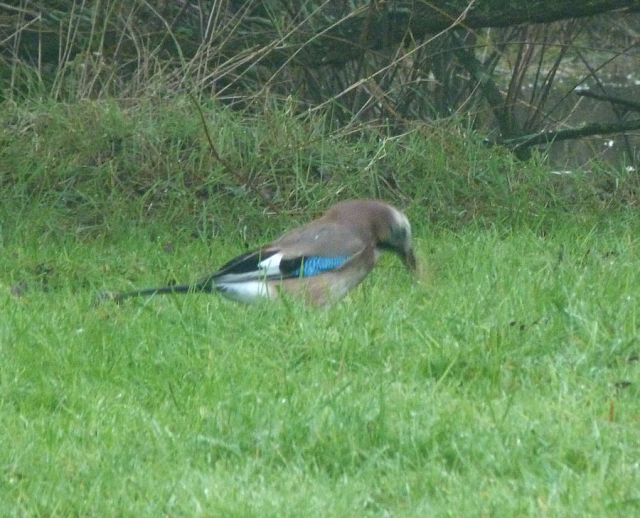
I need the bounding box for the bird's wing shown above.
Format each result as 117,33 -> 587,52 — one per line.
271,220 -> 367,257
208,249 -> 283,283
205,221 -> 368,286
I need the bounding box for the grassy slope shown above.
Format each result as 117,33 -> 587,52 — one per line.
1,99 -> 639,516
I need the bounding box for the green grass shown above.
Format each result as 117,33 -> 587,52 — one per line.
2,211 -> 640,516
1,95 -> 639,515
4,97 -> 631,235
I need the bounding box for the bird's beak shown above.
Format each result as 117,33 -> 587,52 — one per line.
403,246 -> 417,273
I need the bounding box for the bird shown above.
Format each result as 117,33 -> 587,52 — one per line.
98,199 -> 417,306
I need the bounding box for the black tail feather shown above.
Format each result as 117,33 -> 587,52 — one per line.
94,284 -> 197,305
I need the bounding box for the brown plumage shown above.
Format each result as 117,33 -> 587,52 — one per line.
98,199 -> 417,306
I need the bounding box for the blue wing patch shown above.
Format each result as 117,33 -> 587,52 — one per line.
291,255 -> 350,277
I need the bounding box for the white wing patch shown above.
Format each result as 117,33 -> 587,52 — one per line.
213,251 -> 284,284
257,252 -> 284,276
212,252 -> 283,303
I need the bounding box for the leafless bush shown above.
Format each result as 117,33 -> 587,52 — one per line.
2,1 -> 638,167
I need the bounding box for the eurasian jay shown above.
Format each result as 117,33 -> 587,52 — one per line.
101,199 -> 416,306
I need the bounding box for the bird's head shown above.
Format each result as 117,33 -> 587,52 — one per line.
327,199 -> 417,273
375,204 -> 417,272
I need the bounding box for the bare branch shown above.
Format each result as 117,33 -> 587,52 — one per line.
502,119 -> 640,149
576,90 -> 640,113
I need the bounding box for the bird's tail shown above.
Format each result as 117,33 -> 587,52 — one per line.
94,284 -> 197,305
